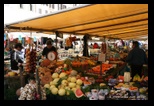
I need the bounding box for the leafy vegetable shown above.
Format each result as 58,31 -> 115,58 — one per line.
45,88 -> 51,95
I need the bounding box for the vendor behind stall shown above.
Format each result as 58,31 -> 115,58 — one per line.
10,43 -> 24,72
42,40 -> 57,59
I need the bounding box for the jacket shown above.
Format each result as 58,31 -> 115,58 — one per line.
126,47 -> 148,65
10,49 -> 23,70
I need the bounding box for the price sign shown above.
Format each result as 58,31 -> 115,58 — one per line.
98,53 -> 106,62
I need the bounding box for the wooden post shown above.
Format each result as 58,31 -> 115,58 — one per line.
100,61 -> 103,76
55,31 -> 58,62
36,57 -> 42,100
83,34 -> 89,57
19,66 -> 25,87
56,34 -> 57,50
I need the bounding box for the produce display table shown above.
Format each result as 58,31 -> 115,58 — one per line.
40,57 -> 148,100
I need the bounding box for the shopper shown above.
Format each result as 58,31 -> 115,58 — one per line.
126,41 -> 148,78
74,42 -> 80,53
10,43 -> 24,71
89,43 -> 93,48
93,42 -> 99,49
42,40 -> 57,59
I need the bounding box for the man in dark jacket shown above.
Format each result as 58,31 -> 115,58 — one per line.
10,43 -> 24,71
126,41 -> 148,78
42,40 -> 57,59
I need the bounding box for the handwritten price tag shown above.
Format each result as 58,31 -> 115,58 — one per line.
98,53 -> 106,62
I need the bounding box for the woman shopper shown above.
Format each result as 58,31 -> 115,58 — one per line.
126,41 -> 148,78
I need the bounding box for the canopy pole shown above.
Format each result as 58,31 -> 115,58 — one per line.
55,31 -> 58,62
36,38 -> 38,51
19,66 -> 25,87
36,57 -> 42,100
30,30 -> 33,46
83,34 -> 89,57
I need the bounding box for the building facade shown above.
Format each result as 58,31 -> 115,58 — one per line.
4,4 -> 85,24
4,4 -> 85,40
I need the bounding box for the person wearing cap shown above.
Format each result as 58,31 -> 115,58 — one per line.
10,43 -> 24,71
42,40 -> 57,59
126,41 -> 148,78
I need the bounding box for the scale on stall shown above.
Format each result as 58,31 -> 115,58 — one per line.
47,51 -> 57,61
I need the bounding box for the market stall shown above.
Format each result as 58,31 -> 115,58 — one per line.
4,4 -> 148,100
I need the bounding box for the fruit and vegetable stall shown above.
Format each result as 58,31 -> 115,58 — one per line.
40,57 -> 148,100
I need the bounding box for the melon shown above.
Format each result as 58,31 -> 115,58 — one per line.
76,79 -> 83,85
58,84 -> 65,89
44,84 -> 50,88
72,87 -> 77,93
50,85 -> 56,91
50,81 -> 54,85
65,86 -> 70,90
67,77 -> 72,82
68,82 -> 76,88
59,72 -> 66,78
53,78 -> 60,85
61,80 -> 68,86
71,77 -> 77,83
75,88 -> 84,98
52,73 -> 59,79
53,78 -> 60,83
58,88 -> 66,96
76,85 -> 81,89
51,87 -> 58,95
